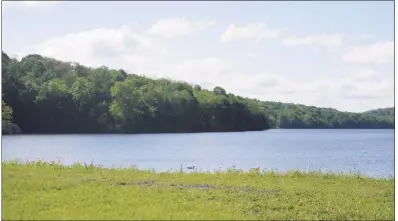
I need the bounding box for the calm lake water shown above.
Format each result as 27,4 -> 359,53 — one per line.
2,129 -> 394,178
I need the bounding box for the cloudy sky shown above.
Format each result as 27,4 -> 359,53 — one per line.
2,1 -> 394,112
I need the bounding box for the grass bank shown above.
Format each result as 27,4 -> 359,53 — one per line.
2,160 -> 394,220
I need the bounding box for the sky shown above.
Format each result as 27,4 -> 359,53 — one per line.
1,1 -> 394,112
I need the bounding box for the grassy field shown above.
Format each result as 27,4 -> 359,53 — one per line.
2,160 -> 394,220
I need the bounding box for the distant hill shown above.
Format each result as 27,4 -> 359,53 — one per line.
361,107 -> 394,126
363,107 -> 394,118
1,52 -> 394,134
258,102 -> 394,129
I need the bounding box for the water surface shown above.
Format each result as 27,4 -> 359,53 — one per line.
2,129 -> 394,178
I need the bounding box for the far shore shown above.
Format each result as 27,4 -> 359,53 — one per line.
2,127 -> 395,136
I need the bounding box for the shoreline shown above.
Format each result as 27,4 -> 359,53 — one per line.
2,128 -> 394,136
2,159 -> 394,179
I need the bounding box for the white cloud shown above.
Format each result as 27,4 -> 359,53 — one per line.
342,41 -> 394,64
245,52 -> 258,59
2,1 -> 63,9
355,34 -> 374,41
155,57 -> 234,86
306,69 -> 394,111
337,80 -> 393,101
220,21 -> 282,44
347,68 -> 376,81
282,34 -> 343,49
20,26 -> 161,71
121,54 -> 149,69
147,18 -> 214,39
220,68 -> 393,112
273,78 -> 393,112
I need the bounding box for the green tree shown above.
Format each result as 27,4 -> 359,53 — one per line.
2,101 -> 13,134
1,51 -> 393,134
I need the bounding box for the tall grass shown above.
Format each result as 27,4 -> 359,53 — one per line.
2,160 -> 394,220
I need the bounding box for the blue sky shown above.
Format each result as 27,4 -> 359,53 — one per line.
2,1 -> 394,112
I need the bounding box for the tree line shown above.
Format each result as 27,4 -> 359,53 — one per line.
1,52 -> 394,134
2,52 -> 269,134
262,102 -> 393,129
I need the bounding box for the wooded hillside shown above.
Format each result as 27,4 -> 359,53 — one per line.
1,52 -> 394,134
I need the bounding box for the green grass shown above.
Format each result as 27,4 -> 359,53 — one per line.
2,160 -> 394,220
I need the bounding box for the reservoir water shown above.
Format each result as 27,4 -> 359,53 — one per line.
2,129 -> 394,178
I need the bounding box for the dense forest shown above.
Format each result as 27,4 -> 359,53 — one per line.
363,107 -> 394,118
1,52 -> 394,134
260,103 -> 394,129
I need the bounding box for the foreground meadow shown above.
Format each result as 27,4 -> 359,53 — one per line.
2,160 -> 394,220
